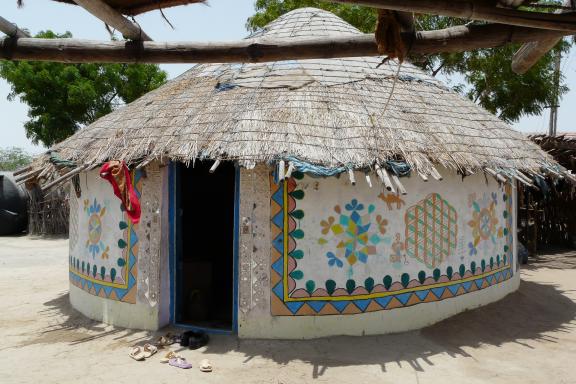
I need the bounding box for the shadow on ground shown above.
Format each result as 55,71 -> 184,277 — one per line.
22,272 -> 576,377
526,249 -> 576,270
15,291 -> 147,348
203,279 -> 576,376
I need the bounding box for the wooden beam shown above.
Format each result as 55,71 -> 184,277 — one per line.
511,0 -> 569,74
0,16 -> 30,38
0,23 -> 569,64
71,0 -> 152,41
512,37 -> 561,74
328,0 -> 576,33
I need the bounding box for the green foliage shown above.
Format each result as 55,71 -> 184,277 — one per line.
247,1 -> 571,122
433,268 -> 441,282
446,266 -> 453,280
0,147 -> 32,171
0,31 -> 167,147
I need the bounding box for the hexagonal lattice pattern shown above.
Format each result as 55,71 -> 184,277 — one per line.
405,193 -> 457,268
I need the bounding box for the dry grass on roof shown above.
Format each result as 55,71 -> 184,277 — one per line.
36,8 -> 558,177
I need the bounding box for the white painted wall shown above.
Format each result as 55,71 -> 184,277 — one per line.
237,166 -> 520,339
68,163 -> 165,331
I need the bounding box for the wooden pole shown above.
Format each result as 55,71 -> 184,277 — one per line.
511,0 -> 569,74
0,24 -> 568,64
41,165 -> 88,193
12,164 -> 32,177
512,37 -> 562,74
0,16 -> 29,38
328,0 -> 576,33
71,0 -> 152,41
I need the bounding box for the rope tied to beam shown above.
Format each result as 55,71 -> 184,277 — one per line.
375,9 -> 407,62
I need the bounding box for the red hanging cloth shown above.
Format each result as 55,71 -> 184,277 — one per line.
99,160 -> 141,224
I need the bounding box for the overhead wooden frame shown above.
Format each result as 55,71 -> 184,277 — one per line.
511,0 -> 570,74
0,15 -> 29,38
71,0 -> 151,40
0,23 -> 570,64
328,0 -> 576,32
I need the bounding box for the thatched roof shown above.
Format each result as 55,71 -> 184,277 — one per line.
530,133 -> 576,171
39,8 -> 560,178
49,0 -> 204,15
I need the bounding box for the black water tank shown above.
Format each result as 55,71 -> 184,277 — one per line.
0,172 -> 28,235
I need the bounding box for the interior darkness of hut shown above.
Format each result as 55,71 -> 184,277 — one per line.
177,161 -> 235,330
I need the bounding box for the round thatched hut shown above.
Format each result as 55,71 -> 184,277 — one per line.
28,8 -> 567,338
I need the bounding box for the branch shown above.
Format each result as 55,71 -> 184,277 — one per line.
0,24 -> 570,64
71,0 -> 152,41
328,0 -> 576,32
0,15 -> 30,38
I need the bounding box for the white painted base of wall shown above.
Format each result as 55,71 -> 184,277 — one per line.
238,272 -> 520,339
69,283 -> 160,331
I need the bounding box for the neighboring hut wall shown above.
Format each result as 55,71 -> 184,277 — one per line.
238,166 -> 519,339
68,163 -> 165,330
27,185 -> 69,236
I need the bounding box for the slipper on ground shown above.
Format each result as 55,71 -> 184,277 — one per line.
169,357 -> 192,369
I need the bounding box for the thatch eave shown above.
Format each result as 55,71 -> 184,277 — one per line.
25,8 -> 568,188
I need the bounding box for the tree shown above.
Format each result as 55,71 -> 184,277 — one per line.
0,31 -> 168,147
247,0 -> 570,123
0,147 -> 32,171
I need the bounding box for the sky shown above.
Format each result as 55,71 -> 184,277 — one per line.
1,0 -> 575,154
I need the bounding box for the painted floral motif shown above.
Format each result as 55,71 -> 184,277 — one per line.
318,199 -> 385,268
84,198 -> 109,259
468,192 -> 500,248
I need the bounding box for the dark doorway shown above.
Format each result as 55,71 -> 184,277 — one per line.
175,161 -> 236,330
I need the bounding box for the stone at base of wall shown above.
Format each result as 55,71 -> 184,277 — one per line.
238,273 -> 520,339
70,283 -> 160,331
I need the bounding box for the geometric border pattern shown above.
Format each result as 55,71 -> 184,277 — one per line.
68,170 -> 141,304
270,175 -> 514,316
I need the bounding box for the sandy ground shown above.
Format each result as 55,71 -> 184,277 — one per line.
1,236 -> 575,384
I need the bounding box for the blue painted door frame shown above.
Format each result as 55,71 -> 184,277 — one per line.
168,161 -> 240,334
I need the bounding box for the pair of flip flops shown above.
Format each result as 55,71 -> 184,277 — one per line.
156,334 -> 176,348
129,344 -> 158,361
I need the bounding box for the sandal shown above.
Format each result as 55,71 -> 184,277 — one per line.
160,351 -> 181,363
156,335 -> 175,347
129,346 -> 145,361
143,343 -> 158,358
199,359 -> 213,372
169,357 -> 192,369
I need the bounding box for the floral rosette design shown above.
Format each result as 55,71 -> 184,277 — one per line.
318,199 -> 387,271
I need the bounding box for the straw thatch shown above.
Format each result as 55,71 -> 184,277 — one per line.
35,8 -> 560,177
48,0 -> 204,15
530,133 -> 576,171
